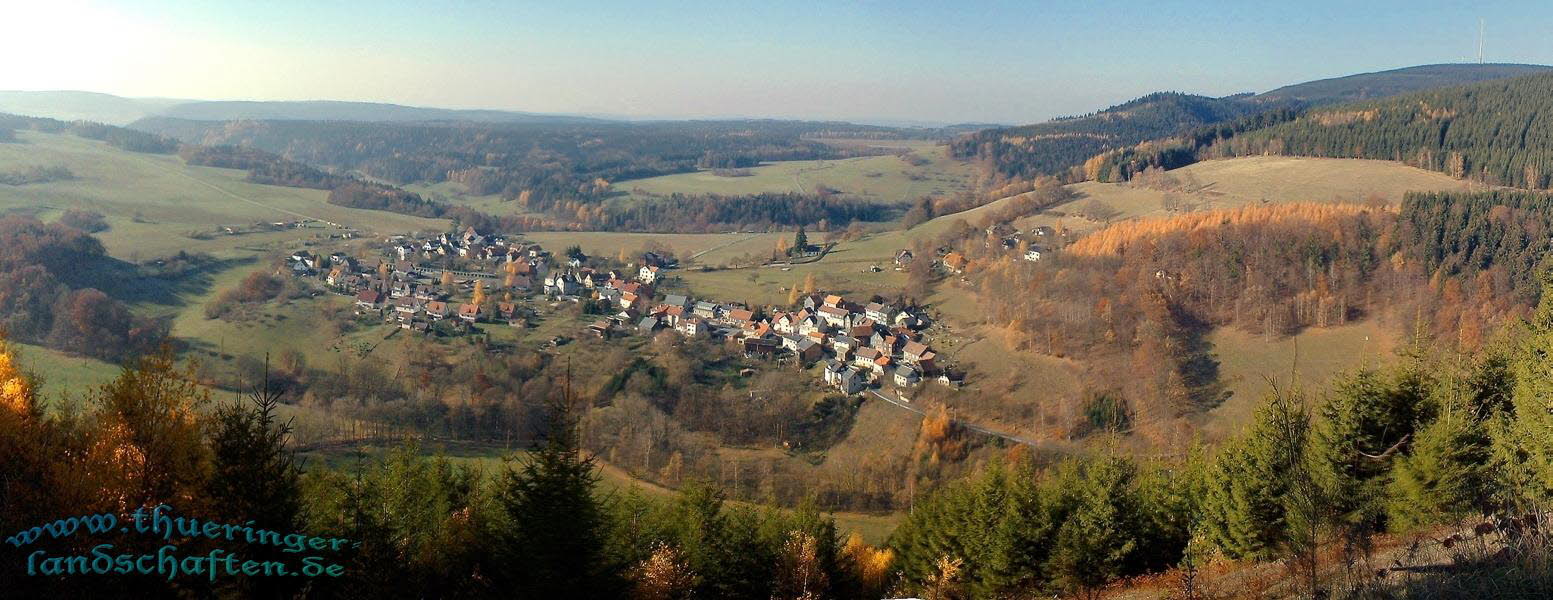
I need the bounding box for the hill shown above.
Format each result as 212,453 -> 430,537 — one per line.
151,99 -> 608,124
0,91 -> 188,125
1217,71 -> 1553,189
953,63 -> 1553,182
948,92 -> 1276,181
1255,62 -> 1553,105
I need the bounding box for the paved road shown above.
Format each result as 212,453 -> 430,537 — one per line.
865,389 -> 1046,449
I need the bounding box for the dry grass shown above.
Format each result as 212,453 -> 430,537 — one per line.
1200,320 -> 1397,440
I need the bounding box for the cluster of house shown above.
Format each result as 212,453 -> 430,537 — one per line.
348,282 -> 527,334
629,291 -> 961,395
540,253 -> 673,304
283,230 -> 559,335
890,224 -> 1065,275
386,226 -> 551,265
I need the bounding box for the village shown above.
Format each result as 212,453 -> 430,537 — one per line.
281,225 -> 966,399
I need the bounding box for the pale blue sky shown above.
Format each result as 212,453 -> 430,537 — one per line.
5,0 -> 1553,124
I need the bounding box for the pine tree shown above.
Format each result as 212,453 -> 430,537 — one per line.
1308,365 -> 1433,545
793,227 -> 808,256
206,360 -> 304,598
1199,391 -> 1310,561
1498,273 -> 1553,508
492,386 -> 622,598
1388,399 -> 1490,531
1044,455 -> 1146,598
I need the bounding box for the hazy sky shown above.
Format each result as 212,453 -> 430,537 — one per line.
7,0 -> 1553,124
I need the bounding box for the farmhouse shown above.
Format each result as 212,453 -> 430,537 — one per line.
354,290 -> 384,310
817,305 -> 850,328
942,252 -> 968,273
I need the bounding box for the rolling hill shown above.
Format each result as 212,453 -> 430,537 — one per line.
150,99 -> 607,124
0,91 -> 189,125
1254,62 -> 1553,105
953,63 -> 1553,182
1217,71 -> 1553,189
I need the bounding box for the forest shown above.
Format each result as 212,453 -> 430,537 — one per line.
963,189 -> 1553,442
947,92 -> 1278,182
0,112 -> 178,154
1216,72 -> 1553,189
132,117 -> 906,202
0,217 -> 166,361
956,65 -> 1553,187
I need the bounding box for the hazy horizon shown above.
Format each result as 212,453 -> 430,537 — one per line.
7,0 -> 1553,124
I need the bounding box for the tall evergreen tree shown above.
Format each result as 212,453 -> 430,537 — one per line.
493,390 -> 623,598
206,362 -> 304,598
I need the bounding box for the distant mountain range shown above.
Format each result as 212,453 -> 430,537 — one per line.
0,93 -> 611,126
0,91 -> 189,126
951,63 -> 1553,181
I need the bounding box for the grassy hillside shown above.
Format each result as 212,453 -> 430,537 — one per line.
0,130 -> 444,259
954,64 -> 1553,182
614,143 -> 976,205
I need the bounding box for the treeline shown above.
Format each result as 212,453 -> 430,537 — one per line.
0,344 -> 899,599
1077,107 -> 1302,183
181,145 -> 340,189
328,182 -> 448,218
1219,72 -> 1553,189
0,164 -> 74,186
0,112 -> 177,154
133,117 -> 896,202
948,92 -> 1281,182
593,192 -> 888,232
0,216 -> 165,361
901,176 -> 1073,229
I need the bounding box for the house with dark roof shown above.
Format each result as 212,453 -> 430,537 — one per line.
354,290 -> 384,310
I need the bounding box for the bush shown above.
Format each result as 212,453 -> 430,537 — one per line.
57,209 -> 109,233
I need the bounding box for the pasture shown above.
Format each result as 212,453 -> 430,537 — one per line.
0,130 -> 444,259
612,143 -> 977,205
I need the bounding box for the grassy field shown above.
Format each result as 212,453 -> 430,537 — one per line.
14,341 -> 122,408
613,143 -> 976,205
1201,320 -> 1398,439
0,131 -> 444,259
1013,155 -> 1472,237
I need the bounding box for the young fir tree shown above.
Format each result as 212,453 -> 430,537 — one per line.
1307,365 -> 1434,547
1199,390 -> 1310,561
1387,397 -> 1490,531
1500,273 -> 1553,507
1044,455 -> 1148,598
493,389 -> 622,598
206,361 -> 304,598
